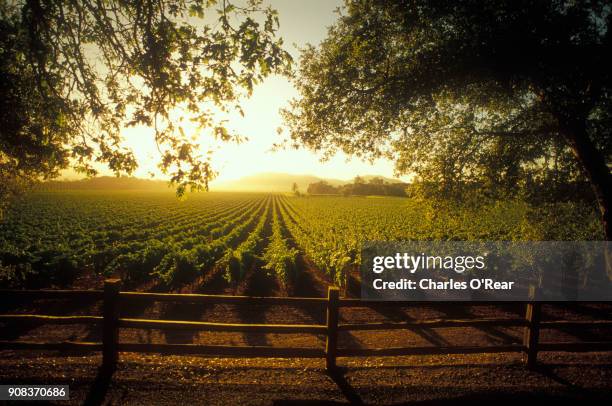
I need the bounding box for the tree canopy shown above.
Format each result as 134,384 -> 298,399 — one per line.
283,0 -> 612,237
0,0 -> 291,215
306,178 -> 406,197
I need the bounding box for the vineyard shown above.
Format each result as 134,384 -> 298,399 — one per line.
1,190 -> 611,400
0,191 -> 603,294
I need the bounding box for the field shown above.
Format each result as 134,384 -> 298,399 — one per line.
0,190 -> 602,294
1,191 -> 611,404
0,191 -> 607,349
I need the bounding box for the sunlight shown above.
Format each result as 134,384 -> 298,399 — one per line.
105,71 -> 402,184
59,0 -> 403,184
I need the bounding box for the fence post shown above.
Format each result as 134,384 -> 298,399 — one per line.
325,286 -> 340,372
103,278 -> 121,372
523,286 -> 541,370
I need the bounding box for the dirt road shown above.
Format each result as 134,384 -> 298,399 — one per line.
1,351 -> 611,405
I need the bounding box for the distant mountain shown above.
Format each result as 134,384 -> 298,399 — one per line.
37,176 -> 171,191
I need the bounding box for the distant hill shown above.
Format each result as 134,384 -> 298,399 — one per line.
36,173 -> 406,193
210,172 -> 345,192
37,176 -> 171,191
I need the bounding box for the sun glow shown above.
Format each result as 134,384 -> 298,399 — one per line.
61,1 -> 403,184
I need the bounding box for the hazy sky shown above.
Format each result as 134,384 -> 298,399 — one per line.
76,1 -> 402,183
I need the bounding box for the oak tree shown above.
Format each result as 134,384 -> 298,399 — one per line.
0,0 -> 291,216
283,0 -> 612,238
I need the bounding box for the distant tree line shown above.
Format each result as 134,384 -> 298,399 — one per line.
306,177 -> 407,197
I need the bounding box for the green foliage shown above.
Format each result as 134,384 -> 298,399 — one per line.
283,0 -> 611,219
103,239 -> 170,283
291,182 -> 301,197
220,195 -> 271,284
262,198 -> 299,288
0,262 -> 35,289
0,191 -> 602,290
0,246 -> 77,288
0,0 -> 292,204
32,249 -> 78,286
222,251 -> 242,284
262,244 -> 298,285
307,178 -> 407,197
306,181 -> 338,195
0,191 -> 268,288
282,194 -> 603,286
153,249 -> 200,287
521,202 -> 604,241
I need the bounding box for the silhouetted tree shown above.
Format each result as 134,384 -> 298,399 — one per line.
291,182 -> 300,196
0,0 -> 292,216
283,0 -> 612,239
307,181 -> 339,195
340,179 -> 406,197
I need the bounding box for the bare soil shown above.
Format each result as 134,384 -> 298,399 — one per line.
1,351 -> 611,405
1,265 -> 612,404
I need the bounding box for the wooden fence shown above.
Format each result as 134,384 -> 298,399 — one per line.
1,279 -> 612,372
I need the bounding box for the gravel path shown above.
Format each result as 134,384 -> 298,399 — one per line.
1,351 -> 611,405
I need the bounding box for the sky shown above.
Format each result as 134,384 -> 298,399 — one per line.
67,1 -> 403,184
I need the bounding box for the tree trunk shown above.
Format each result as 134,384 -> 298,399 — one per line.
562,125 -> 611,281
563,130 -> 611,240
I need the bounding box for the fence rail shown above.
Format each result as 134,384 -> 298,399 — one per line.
1,279 -> 612,372
119,291 -> 328,306
118,318 -> 327,334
